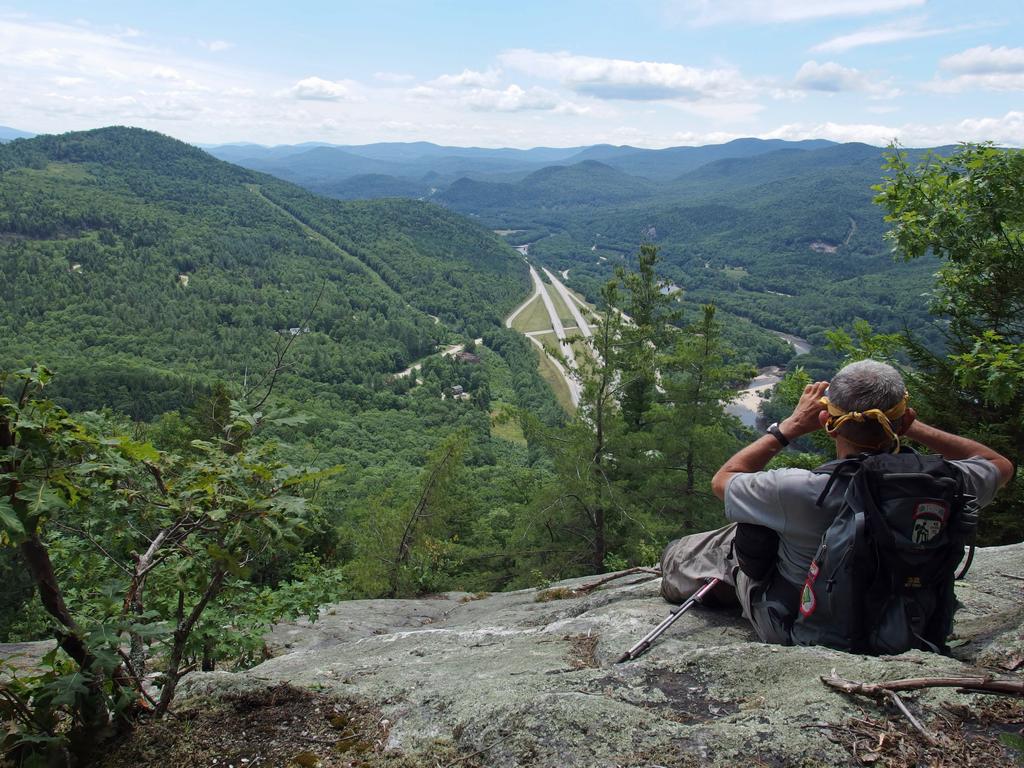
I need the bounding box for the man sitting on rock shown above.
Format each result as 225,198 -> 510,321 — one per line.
660,359 -> 1013,647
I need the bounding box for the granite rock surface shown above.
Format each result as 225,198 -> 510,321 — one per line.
176,543 -> 1024,766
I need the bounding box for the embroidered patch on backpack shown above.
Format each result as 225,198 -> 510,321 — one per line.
911,501 -> 949,544
799,561 -> 820,617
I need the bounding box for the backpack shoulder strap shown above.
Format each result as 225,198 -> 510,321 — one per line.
812,456 -> 864,507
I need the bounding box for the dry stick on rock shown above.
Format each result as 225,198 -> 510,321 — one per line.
821,672 -> 1024,698
884,690 -> 942,746
821,671 -> 1024,752
115,648 -> 159,710
572,567 -> 662,595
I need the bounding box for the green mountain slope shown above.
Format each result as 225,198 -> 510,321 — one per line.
0,127 -> 528,416
567,138 -> 836,180
439,160 -> 658,215
306,173 -> 433,200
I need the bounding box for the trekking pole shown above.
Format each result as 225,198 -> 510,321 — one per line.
615,577 -> 720,663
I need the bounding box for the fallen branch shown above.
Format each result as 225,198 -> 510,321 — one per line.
821,672 -> 1024,698
884,690 -> 941,747
573,567 -> 661,595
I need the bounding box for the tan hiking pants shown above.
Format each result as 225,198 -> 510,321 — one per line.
660,523 -> 794,645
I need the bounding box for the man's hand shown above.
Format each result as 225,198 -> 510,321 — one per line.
779,381 -> 829,441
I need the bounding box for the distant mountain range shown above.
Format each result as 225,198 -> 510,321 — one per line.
197,133 -> 946,355
203,137 -> 840,192
0,125 -> 35,142
1,124 -> 948,367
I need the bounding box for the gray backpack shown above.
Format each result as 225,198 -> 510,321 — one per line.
790,451 -> 977,655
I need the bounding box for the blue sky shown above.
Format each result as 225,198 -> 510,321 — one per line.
2,1 -> 1022,147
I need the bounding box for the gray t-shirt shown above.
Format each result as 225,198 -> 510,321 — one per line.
725,457 -> 1003,587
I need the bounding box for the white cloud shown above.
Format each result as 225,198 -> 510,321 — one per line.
284,76 -> 359,101
2,13 -> 1019,151
428,68 -> 501,88
762,110 -> 1024,146
469,85 -> 529,111
414,68 -> 585,112
795,61 -> 864,92
928,46 -> 1024,91
500,49 -> 751,102
199,39 -> 233,53
669,0 -> 925,25
949,111 -> 1024,145
763,120 -> 899,144
925,73 -> 1024,93
674,99 -> 765,122
467,85 -> 558,112
110,25 -> 142,39
0,18 -> 239,94
152,65 -> 183,81
670,129 -> 747,145
0,17 -> 298,139
812,18 -> 956,53
794,60 -> 900,98
941,45 -> 1024,74
410,82 -> 585,114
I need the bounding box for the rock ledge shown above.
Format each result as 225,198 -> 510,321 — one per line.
179,544 -> 1024,767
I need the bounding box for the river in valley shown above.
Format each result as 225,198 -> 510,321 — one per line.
726,330 -> 811,428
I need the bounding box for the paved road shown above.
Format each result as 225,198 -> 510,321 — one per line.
529,265 -> 581,406
504,261 -> 582,409
542,267 -> 592,338
505,260 -> 542,329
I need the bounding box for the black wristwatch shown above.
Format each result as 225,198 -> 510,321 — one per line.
766,422 -> 790,447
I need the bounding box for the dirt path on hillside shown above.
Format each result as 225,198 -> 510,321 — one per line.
247,185 -> 395,294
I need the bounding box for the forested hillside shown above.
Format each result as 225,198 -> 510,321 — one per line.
0,127 -> 528,415
1,128 -> 571,648
440,160 -> 659,213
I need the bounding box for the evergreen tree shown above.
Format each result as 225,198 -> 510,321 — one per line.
639,304 -> 752,533
618,244 -> 678,430
346,432 -> 467,597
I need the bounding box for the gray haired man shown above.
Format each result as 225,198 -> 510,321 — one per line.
660,359 -> 1012,644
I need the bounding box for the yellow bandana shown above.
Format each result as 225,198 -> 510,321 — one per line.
819,391 -> 909,453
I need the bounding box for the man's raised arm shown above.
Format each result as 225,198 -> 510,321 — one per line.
904,420 -> 1014,487
711,381 -> 829,500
